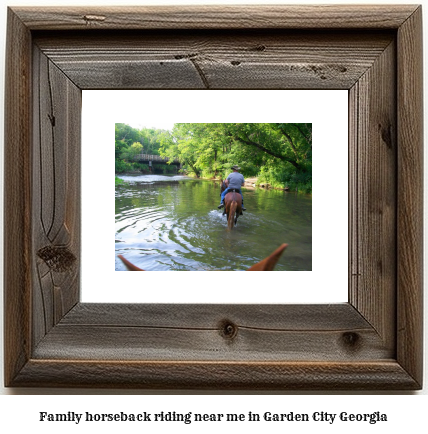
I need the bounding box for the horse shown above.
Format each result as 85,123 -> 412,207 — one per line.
118,243 -> 288,271
220,180 -> 242,229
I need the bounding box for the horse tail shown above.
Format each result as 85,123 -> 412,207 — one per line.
228,201 -> 237,229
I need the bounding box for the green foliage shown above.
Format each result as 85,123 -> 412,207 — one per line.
115,122 -> 312,192
133,163 -> 150,173
115,124 -> 167,173
153,163 -> 177,175
258,165 -> 312,194
115,176 -> 127,185
130,141 -> 143,154
115,159 -> 134,173
159,123 -> 311,193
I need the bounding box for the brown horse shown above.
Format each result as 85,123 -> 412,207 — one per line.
118,243 -> 288,271
225,189 -> 242,229
220,180 -> 242,229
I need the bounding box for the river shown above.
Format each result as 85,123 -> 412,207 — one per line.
115,175 -> 311,271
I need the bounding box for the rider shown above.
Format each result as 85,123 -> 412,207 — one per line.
218,165 -> 246,211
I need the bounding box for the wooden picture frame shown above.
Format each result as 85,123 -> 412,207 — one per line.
4,5 -> 423,390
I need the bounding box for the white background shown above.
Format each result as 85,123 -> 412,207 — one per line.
82,89 -> 348,304
0,0 -> 427,431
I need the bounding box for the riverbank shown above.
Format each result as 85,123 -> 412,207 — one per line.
206,176 -> 291,192
116,172 -> 294,193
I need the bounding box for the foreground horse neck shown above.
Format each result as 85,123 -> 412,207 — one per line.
246,243 -> 288,271
118,244 -> 288,271
117,254 -> 145,271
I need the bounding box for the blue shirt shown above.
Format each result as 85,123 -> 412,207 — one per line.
227,172 -> 245,189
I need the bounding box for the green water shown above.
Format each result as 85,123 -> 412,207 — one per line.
115,175 -> 311,271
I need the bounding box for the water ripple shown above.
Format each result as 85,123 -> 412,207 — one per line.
115,176 -> 311,271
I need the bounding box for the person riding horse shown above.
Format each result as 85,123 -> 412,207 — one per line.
218,165 -> 246,211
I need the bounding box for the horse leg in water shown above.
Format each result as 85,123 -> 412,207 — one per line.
227,202 -> 236,229
118,243 -> 288,271
225,191 -> 242,229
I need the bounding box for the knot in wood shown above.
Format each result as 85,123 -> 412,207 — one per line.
83,15 -> 106,23
378,122 -> 393,149
37,245 -> 76,272
219,320 -> 238,340
341,332 -> 361,350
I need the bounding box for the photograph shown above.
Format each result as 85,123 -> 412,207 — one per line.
81,89 -> 347,305
114,122 -> 312,272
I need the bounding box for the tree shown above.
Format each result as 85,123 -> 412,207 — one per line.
116,122 -> 312,192
115,124 -> 166,173
159,123 -> 312,192
159,124 -> 203,177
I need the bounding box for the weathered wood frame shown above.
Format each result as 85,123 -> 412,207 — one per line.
4,5 -> 423,390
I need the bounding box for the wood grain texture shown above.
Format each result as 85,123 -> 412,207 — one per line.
34,31 -> 393,90
396,6 -> 424,387
32,304 -> 392,362
349,40 -> 397,351
12,5 -> 419,30
12,360 -> 419,390
60,303 -> 370,329
4,5 -> 423,390
32,46 -> 81,348
3,8 -> 32,388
